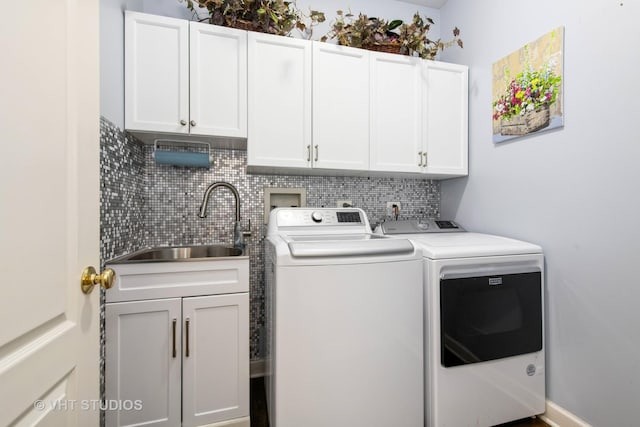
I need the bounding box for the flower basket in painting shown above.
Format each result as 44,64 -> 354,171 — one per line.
493,62 -> 561,137
499,104 -> 550,136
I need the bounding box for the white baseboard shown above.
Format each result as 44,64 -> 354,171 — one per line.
199,416 -> 250,427
539,400 -> 591,427
250,359 -> 266,378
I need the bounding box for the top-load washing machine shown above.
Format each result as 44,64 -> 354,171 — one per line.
377,219 -> 545,427
265,208 -> 424,427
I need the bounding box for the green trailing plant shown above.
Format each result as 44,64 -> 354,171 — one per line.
321,10 -> 401,48
397,12 -> 463,60
323,10 -> 463,59
181,0 -> 301,36
321,10 -> 372,48
295,8 -> 326,40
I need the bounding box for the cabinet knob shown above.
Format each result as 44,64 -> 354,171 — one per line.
190,120 -> 196,127
180,120 -> 187,126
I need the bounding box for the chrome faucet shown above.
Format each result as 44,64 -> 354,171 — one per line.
199,182 -> 245,250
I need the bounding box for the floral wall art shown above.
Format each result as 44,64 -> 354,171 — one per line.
492,27 -> 564,143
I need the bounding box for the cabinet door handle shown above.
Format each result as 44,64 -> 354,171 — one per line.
307,145 -> 311,162
172,318 -> 177,358
190,120 -> 196,127
185,317 -> 190,357
314,145 -> 319,162
418,151 -> 423,167
423,152 -> 428,167
180,120 -> 187,126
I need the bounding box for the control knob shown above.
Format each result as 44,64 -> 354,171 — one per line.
311,211 -> 323,223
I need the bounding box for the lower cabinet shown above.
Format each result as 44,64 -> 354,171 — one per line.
105,293 -> 249,427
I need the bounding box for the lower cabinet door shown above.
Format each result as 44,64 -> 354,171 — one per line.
105,298 -> 182,427
182,293 -> 250,427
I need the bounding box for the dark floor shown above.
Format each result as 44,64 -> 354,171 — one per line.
250,377 -> 270,427
249,377 -> 548,427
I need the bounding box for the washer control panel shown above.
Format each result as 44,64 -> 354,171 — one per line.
276,208 -> 363,227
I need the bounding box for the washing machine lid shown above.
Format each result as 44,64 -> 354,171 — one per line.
405,232 -> 542,259
285,234 -> 415,258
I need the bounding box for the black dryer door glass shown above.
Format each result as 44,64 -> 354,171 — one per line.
440,272 -> 542,367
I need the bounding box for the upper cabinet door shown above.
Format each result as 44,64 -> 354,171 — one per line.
125,12 -> 189,133
312,43 -> 370,171
247,33 -> 311,169
423,61 -> 468,176
189,23 -> 247,138
369,52 -> 423,173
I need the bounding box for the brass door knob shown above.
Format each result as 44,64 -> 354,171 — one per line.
81,266 -> 115,294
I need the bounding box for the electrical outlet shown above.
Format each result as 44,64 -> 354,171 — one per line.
337,200 -> 353,208
386,201 -> 401,216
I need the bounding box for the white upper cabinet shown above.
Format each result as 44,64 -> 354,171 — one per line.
124,12 -> 468,178
247,32 -> 311,169
190,22 -> 247,138
369,54 -> 468,177
125,12 -> 247,138
369,52 -> 424,173
423,61 -> 468,176
125,12 -> 189,134
312,42 -> 370,171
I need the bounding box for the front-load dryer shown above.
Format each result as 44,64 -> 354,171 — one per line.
378,220 -> 545,427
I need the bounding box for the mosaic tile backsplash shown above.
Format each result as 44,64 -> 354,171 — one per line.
100,116 -> 441,360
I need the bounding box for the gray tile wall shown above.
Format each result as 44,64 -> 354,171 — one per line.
100,116 -> 441,360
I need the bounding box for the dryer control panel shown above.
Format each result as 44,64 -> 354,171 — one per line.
379,219 -> 465,235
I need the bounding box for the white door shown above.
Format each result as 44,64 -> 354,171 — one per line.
190,23 -> 247,138
0,0 -> 100,425
247,32 -> 312,169
312,42 -> 370,171
125,12 -> 190,134
369,52 -> 424,173
423,61 -> 469,176
105,299 -> 182,427
182,294 -> 250,427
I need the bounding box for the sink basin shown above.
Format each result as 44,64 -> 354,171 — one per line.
109,245 -> 245,263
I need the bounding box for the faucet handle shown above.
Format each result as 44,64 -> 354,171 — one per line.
233,221 -> 246,251
242,219 -> 252,238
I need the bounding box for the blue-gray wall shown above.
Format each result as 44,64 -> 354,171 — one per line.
439,1 -> 640,425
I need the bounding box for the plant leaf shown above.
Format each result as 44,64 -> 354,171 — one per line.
453,27 -> 460,37
388,19 -> 403,30
457,39 -> 464,48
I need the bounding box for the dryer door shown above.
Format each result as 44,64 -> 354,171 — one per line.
439,271 -> 542,367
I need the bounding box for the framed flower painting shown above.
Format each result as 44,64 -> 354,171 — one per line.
492,27 -> 564,143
